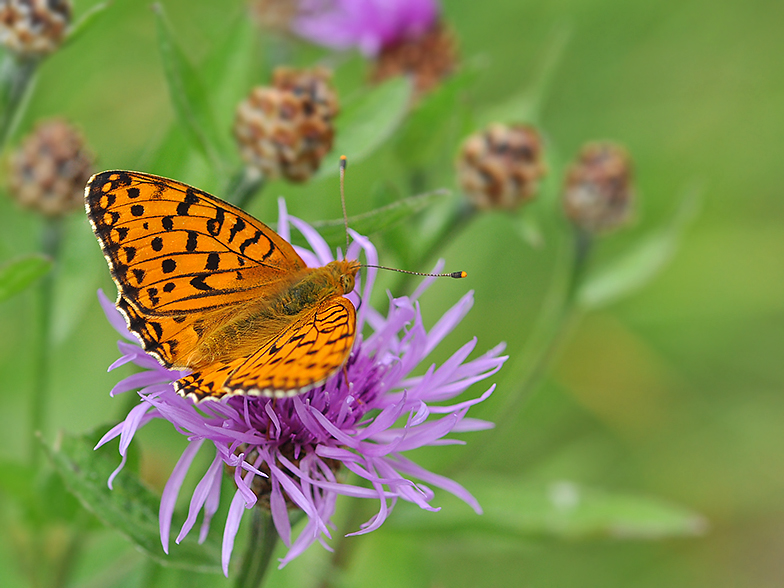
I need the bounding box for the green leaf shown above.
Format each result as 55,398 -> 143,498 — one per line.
43,429 -> 222,573
317,77 -> 412,178
0,253 -> 52,302
395,62 -> 481,166
291,188 -> 450,248
153,3 -> 228,175
390,478 -> 707,541
64,2 -> 111,48
578,186 -> 701,309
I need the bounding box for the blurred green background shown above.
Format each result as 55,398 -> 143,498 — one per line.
1,0 -> 782,586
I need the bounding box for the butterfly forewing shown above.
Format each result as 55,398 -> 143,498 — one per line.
86,171 -> 305,315
86,171 -> 307,367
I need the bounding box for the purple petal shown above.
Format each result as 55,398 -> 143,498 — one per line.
160,439 -> 204,553
97,289 -> 134,341
176,452 -> 224,544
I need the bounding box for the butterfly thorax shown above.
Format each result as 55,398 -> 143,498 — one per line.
187,259 -> 360,368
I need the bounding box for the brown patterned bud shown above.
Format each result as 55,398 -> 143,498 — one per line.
234,67 -> 339,182
0,0 -> 71,57
370,21 -> 458,97
563,142 -> 634,233
8,118 -> 95,216
456,123 -> 546,211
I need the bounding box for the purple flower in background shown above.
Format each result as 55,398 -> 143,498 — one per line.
293,0 -> 440,56
95,199 -> 505,575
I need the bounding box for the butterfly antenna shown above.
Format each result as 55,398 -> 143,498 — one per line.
361,264 -> 467,279
340,155 -> 350,255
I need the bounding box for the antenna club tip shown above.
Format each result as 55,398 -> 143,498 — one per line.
452,271 -> 468,279
340,155 -> 347,169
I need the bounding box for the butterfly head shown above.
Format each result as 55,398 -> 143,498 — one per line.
325,259 -> 361,295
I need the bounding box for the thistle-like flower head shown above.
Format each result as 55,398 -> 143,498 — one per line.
96,199 -> 506,574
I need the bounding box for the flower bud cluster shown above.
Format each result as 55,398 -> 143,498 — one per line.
9,118 -> 94,216
0,0 -> 71,57
234,67 -> 339,182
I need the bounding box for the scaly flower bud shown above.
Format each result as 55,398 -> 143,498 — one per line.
562,142 -> 634,233
234,67 -> 339,182
456,123 -> 546,211
0,0 -> 71,58
8,118 -> 94,216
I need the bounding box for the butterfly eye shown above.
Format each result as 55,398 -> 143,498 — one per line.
341,274 -> 355,294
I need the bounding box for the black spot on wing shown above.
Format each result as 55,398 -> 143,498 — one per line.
127,187 -> 140,199
176,188 -> 200,216
131,204 -> 144,217
162,259 -> 176,273
190,275 -> 213,291
239,230 -> 262,255
162,216 -> 174,231
151,237 -> 163,252
227,217 -> 245,243
205,252 -> 219,270
186,231 -> 198,252
206,207 -> 225,236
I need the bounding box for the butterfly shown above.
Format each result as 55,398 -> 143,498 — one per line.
85,170 -> 360,402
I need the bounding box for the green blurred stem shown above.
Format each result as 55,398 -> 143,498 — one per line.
318,495 -> 373,588
52,509 -> 90,588
225,166 -> 265,209
30,216 -> 63,466
450,225 -> 593,472
0,53 -> 38,151
234,508 -> 279,588
494,226 -> 592,429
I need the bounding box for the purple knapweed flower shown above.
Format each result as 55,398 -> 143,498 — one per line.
95,199 -> 506,575
293,0 -> 440,57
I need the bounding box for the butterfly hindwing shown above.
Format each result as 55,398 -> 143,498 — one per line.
226,296 -> 357,394
174,296 -> 357,401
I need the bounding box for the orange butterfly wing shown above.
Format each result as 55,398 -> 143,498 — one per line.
85,170 -> 307,368
175,297 -> 356,400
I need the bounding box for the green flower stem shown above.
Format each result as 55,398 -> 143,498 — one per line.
319,474 -> 372,588
52,509 -> 90,588
497,226 -> 591,419
318,495 -> 374,588
234,508 -> 279,588
0,53 -> 38,151
225,166 -> 265,209
449,225 -> 593,473
30,216 -> 63,466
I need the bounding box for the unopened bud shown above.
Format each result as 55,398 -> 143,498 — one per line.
456,123 -> 546,211
8,118 -> 94,216
234,67 -> 339,182
370,21 -> 458,98
0,0 -> 71,58
563,142 -> 634,233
